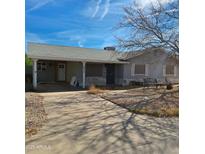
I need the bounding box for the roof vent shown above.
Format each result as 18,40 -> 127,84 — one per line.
104,46 -> 115,51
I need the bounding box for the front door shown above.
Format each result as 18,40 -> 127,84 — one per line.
57,63 -> 66,81
106,64 -> 115,85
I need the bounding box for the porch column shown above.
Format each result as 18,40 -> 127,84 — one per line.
32,59 -> 38,89
82,61 -> 86,88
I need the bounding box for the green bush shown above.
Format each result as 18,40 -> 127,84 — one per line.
25,54 -> 32,67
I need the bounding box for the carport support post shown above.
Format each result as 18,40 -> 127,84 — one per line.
32,59 -> 38,89
82,61 -> 86,88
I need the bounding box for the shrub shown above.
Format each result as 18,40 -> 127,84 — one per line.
167,84 -> 173,90
25,54 -> 32,66
161,107 -> 179,117
87,85 -> 104,94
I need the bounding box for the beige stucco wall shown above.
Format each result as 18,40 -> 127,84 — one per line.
122,50 -> 179,85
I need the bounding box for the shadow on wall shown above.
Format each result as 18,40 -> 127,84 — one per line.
25,72 -> 33,92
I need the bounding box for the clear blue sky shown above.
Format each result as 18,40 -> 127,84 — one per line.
25,0 -> 135,49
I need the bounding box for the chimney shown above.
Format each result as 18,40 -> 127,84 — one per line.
104,46 -> 115,51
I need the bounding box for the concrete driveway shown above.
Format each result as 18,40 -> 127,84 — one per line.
26,91 -> 178,154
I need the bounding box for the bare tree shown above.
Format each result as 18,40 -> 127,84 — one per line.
116,0 -> 179,54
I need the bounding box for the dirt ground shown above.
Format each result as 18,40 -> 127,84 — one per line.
99,85 -> 179,117
25,90 -> 178,154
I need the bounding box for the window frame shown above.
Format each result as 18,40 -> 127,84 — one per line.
165,65 -> 175,76
134,64 -> 146,75
37,62 -> 47,71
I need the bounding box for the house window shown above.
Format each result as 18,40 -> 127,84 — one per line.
135,64 -> 145,75
166,65 -> 174,75
58,64 -> 64,68
37,62 -> 47,71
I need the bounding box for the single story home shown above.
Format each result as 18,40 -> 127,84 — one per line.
27,43 -> 179,89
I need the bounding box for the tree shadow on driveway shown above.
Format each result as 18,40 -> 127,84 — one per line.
25,92 -> 178,154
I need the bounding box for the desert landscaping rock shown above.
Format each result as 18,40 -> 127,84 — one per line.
26,93 -> 47,136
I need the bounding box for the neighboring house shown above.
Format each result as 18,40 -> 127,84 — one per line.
27,43 -> 179,89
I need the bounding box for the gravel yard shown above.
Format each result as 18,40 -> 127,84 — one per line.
26,93 -> 47,136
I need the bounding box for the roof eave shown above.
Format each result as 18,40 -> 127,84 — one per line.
27,55 -> 129,64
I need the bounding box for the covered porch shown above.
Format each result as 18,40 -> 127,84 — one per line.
32,59 -> 124,90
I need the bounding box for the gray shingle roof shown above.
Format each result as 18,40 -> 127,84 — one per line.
118,48 -> 165,60
27,43 -> 126,63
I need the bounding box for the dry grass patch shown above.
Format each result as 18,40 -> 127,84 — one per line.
101,86 -> 179,117
87,85 -> 105,94
130,106 -> 179,117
